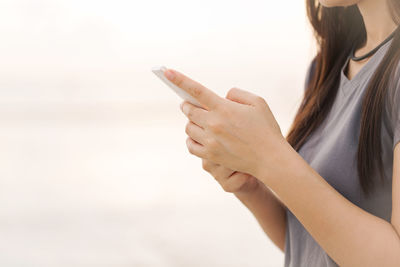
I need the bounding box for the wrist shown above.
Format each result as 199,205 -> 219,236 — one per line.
234,180 -> 265,203
234,181 -> 281,211
253,137 -> 299,186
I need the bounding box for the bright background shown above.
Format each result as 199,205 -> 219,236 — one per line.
0,0 -> 314,266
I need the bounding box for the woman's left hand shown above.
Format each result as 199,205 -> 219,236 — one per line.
164,68 -> 291,178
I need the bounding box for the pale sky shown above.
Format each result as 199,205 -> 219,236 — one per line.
0,0 -> 314,104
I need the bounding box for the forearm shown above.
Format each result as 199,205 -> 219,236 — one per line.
234,183 -> 287,252
257,142 -> 400,267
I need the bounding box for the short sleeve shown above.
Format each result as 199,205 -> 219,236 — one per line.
387,63 -> 400,150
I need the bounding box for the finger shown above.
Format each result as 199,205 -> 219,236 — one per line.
186,137 -> 207,158
180,101 -> 208,128
225,87 -> 266,106
185,121 -> 207,145
164,68 -> 223,110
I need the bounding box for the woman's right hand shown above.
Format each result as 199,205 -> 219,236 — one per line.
201,158 -> 262,195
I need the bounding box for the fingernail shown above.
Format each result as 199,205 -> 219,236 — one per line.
182,103 -> 189,115
164,69 -> 175,81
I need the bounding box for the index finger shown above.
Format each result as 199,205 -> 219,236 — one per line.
164,68 -> 222,110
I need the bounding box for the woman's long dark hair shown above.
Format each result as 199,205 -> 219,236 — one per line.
286,0 -> 400,195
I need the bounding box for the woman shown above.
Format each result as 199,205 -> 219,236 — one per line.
164,0 -> 400,266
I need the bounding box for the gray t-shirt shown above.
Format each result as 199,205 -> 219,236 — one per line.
284,39 -> 398,267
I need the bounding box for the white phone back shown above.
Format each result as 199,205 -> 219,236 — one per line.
151,66 -> 202,107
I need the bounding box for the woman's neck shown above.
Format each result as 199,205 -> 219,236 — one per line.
357,0 -> 397,51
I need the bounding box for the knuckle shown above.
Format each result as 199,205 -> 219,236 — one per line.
188,146 -> 195,155
208,120 -> 223,134
228,87 -> 239,95
256,96 -> 266,105
226,87 -> 240,100
202,160 -> 210,171
206,147 -> 218,162
187,108 -> 194,119
186,137 -> 195,154
175,77 -> 184,87
222,183 -> 235,193
188,148 -> 195,155
185,122 -> 191,135
206,138 -> 219,151
191,87 -> 202,98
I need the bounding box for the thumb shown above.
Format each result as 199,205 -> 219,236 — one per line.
225,87 -> 264,106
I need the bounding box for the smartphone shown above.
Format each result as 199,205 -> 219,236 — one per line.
151,65 -> 202,107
